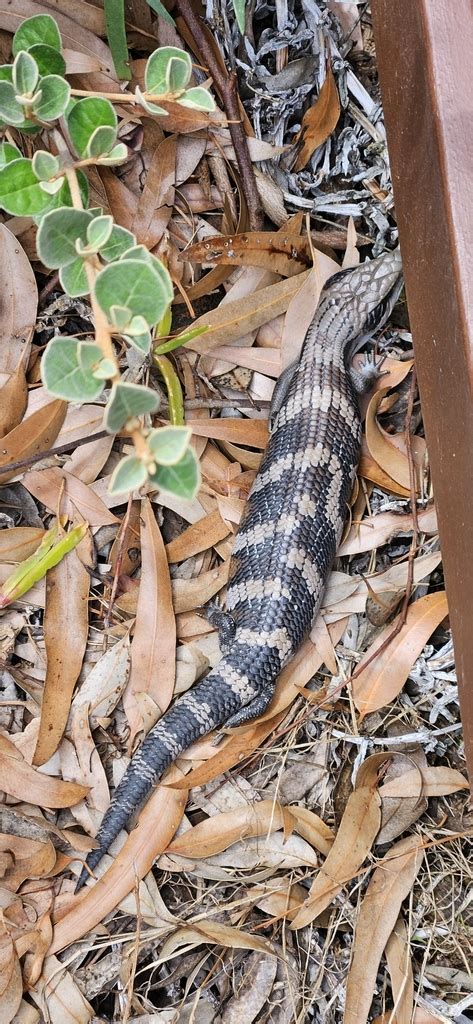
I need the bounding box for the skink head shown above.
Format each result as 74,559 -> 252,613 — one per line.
317,247 -> 403,354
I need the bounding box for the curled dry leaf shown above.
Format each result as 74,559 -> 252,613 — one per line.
359,438 -> 410,498
292,64 -> 341,171
50,775 -> 188,953
220,952 -> 278,1024
344,836 -> 424,1024
365,388 -> 416,492
73,634 -> 131,726
125,499 -> 176,747
29,953 -> 94,1024
353,592 -> 449,719
182,231 -> 314,277
159,918 -> 276,961
290,780 -> 382,929
33,533 -> 91,767
167,800 -> 331,859
0,735 -> 88,809
377,749 -> 429,845
0,833 -> 56,890
0,401 -> 67,486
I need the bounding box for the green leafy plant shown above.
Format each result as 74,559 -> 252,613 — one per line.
0,14 -> 217,501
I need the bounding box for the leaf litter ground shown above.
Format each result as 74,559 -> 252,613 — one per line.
0,1 -> 471,1022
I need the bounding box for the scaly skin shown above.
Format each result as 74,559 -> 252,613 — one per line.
76,248 -> 403,890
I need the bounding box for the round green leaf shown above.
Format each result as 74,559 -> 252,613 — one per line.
37,207 -> 92,268
93,357 -> 116,380
34,75 -> 70,120
42,337 -> 104,401
145,46 -> 191,95
148,425 -> 191,466
28,44 -> 66,77
109,455 -> 147,495
95,142 -> 128,166
0,142 -> 21,168
135,86 -> 168,116
0,158 -> 52,215
0,66 -> 13,83
59,258 -> 89,298
179,87 -> 215,111
13,15 -> 62,56
165,54 -> 191,93
67,96 -> 116,158
32,149 -> 59,181
87,214 -> 113,251
100,224 -> 136,262
104,381 -> 160,433
86,124 -> 117,158
150,447 -> 200,499
94,258 -> 173,327
123,316 -> 152,354
39,176 -> 63,196
110,305 -> 132,330
0,81 -> 27,125
13,51 -> 39,96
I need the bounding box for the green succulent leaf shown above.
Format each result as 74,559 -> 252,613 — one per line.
32,149 -> 60,181
37,207 -> 92,268
104,381 -> 160,432
145,46 -> 191,95
0,158 -> 52,215
109,454 -> 148,495
179,87 -> 215,111
110,305 -> 132,330
87,214 -> 113,250
165,54 -> 191,93
95,142 -> 128,165
135,86 -> 168,116
86,123 -> 117,158
13,51 -> 39,96
148,425 -> 191,466
42,336 -> 104,402
33,75 -> 70,120
92,357 -> 116,379
27,43 -> 66,77
99,224 -> 136,262
0,81 -> 27,125
59,258 -> 89,298
150,446 -> 200,499
0,142 -> 21,168
12,14 -> 62,56
123,315 -> 152,354
94,258 -> 173,327
39,176 -> 64,195
67,96 -> 117,158
153,325 -> 209,355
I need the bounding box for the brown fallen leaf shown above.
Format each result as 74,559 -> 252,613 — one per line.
344,836 -> 423,1024
0,225 -> 36,382
0,356 -> 28,438
379,765 -> 469,799
0,401 -> 67,485
182,231 -> 314,277
0,833 -> 56,891
184,272 -> 311,354
0,735 -> 88,808
0,930 -> 22,1023
134,134 -> 176,249
159,918 -> 275,961
125,498 -> 176,747
29,953 -> 94,1023
172,558 -> 231,613
50,776 -> 188,953
353,592 -> 449,719
365,389 -> 415,491
210,344 -> 281,378
377,749 -> 428,845
290,779 -> 382,929
168,800 -> 294,858
0,528 -> 45,563
33,531 -> 91,766
187,417 -> 268,449
23,467 -> 119,527
359,439 -> 410,498
166,510 -> 231,563
385,916 -> 414,1024
339,504 -> 437,556
281,257 -> 339,369
292,64 -> 341,171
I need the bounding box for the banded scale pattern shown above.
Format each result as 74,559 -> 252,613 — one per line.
76,248 -> 403,890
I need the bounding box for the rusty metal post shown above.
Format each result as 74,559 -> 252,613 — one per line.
371,0 -> 473,781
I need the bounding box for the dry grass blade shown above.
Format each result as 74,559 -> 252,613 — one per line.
344,836 -> 424,1024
